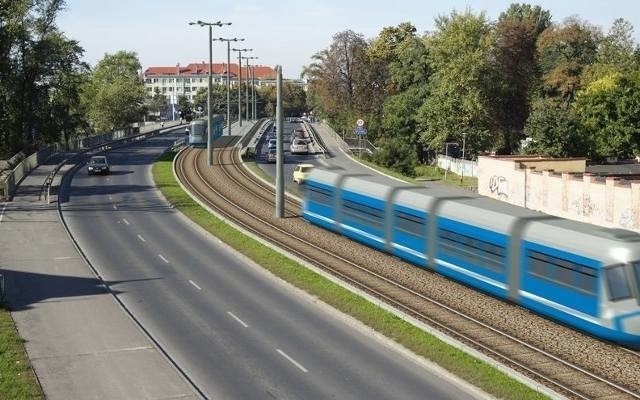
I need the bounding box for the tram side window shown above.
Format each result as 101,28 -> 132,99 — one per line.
394,210 -> 425,237
438,228 -> 505,273
606,265 -> 632,301
342,199 -> 383,229
527,250 -> 597,294
308,186 -> 332,205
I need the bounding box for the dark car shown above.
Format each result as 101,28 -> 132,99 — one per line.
87,155 -> 110,175
266,147 -> 277,163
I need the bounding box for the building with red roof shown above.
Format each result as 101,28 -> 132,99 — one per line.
142,62 -> 278,103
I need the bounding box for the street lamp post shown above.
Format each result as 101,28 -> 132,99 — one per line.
251,65 -> 256,120
461,132 -> 467,183
241,56 -> 258,122
232,48 -> 253,127
188,20 -> 231,166
213,37 -> 244,136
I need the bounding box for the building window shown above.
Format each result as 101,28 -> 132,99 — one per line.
168,78 -> 174,83
185,78 -> 191,83
162,87 -> 167,93
145,78 -> 151,83
192,87 -> 197,92
184,87 -> 190,92
168,87 -> 174,92
152,78 -> 158,83
147,87 -> 153,92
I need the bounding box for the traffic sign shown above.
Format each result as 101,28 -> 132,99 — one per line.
354,127 -> 367,135
356,118 -> 365,127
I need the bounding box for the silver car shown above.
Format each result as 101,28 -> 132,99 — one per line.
290,138 -> 308,154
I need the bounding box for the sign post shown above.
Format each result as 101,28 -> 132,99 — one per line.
354,118 -> 367,157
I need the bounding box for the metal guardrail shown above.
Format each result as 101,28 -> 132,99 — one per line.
302,122 -> 329,157
41,123 -> 180,203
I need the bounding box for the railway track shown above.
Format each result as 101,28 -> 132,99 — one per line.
175,144 -> 640,400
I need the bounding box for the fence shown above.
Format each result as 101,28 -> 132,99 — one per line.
436,154 -> 478,178
2,121 -> 180,201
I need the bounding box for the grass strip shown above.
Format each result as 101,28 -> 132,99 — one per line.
153,151 -> 548,400
0,304 -> 42,400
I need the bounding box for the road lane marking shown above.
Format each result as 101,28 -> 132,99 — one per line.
108,195 -> 113,200
227,312 -> 249,328
189,280 -> 201,290
122,218 -> 130,225
54,257 -> 74,260
137,234 -> 146,242
112,204 -> 118,210
0,202 -> 6,224
318,158 -> 329,167
276,349 -> 308,373
158,254 -> 169,263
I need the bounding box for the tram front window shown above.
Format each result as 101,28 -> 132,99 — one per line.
632,261 -> 640,300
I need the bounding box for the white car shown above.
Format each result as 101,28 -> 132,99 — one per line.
293,163 -> 314,184
290,138 -> 308,154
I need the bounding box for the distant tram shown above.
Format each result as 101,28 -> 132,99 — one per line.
188,116 -> 225,147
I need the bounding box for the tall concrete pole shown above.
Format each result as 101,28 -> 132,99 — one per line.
226,41 -> 231,135
207,24 -> 213,166
275,65 -> 284,218
245,57 -> 250,121
251,66 -> 256,120
189,20 -> 231,165
237,50 -> 242,127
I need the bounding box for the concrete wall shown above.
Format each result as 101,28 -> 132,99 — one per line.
478,155 -> 640,232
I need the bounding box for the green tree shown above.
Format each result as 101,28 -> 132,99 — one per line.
302,30 -> 369,133
417,9 -> 495,158
490,4 -> 551,153
146,88 -> 167,120
0,0 -> 87,156
575,71 -> 640,159
192,85 -> 229,117
536,17 -> 600,101
81,51 -> 146,132
523,98 -> 586,157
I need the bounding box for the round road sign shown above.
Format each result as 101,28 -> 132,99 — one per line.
356,118 -> 365,127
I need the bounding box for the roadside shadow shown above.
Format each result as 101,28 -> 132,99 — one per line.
0,268 -> 162,311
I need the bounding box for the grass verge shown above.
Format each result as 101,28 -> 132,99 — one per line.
153,151 -> 548,400
0,303 -> 42,400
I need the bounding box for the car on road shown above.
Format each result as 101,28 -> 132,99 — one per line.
292,163 -> 314,184
290,138 -> 308,155
268,138 -> 277,150
87,155 -> 110,175
267,148 -> 277,163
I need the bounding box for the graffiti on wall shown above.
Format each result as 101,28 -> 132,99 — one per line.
489,176 -> 509,199
571,195 -> 599,217
619,208 -> 636,229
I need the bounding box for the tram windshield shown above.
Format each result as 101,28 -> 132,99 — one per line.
633,261 -> 640,299
606,264 -> 633,301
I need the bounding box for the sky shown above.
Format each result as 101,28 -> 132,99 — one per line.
57,0 -> 640,79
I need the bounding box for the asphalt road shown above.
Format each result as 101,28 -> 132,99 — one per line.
59,127 -> 481,399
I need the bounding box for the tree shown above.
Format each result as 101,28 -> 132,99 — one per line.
81,51 -> 146,132
177,95 -> 192,121
302,30 -> 369,133
0,0 -> 87,156
536,17 -> 600,101
523,98 -> 586,157
575,71 -> 640,159
417,9 -> 495,158
192,85 -> 228,116
146,88 -> 167,120
490,4 -> 551,153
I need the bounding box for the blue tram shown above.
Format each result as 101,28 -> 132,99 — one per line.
188,116 -> 224,147
302,168 -> 640,346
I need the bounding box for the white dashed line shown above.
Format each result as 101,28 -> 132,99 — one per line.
108,195 -> 113,200
189,280 -> 201,290
54,257 -> 74,260
122,218 -> 130,225
0,202 -> 6,224
112,204 -> 118,210
227,312 -> 249,328
158,254 -> 169,263
318,158 -> 330,167
276,349 -> 308,373
137,234 -> 146,242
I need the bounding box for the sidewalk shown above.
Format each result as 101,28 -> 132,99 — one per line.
0,152 -> 198,398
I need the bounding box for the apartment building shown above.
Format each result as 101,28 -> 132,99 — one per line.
142,62 -> 277,103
